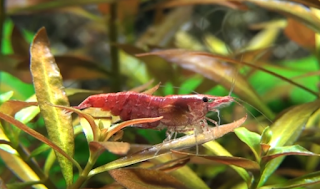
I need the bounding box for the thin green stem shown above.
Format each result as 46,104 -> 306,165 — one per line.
0,0 -> 5,53
15,145 -> 58,189
71,152 -> 100,189
108,2 -> 121,92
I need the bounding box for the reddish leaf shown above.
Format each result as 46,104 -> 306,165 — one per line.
0,111 -> 81,172
246,0 -> 320,33
17,55 -> 111,81
136,49 -> 275,119
10,25 -> 30,55
89,116 -> 247,176
0,177 -> 7,189
284,18 -> 315,50
171,150 -> 260,170
98,0 -> 139,21
151,156 -> 190,173
89,141 -> 130,155
0,100 -> 38,117
284,0 -> 320,9
105,116 -> 164,140
54,105 -> 99,142
109,168 -> 188,189
262,145 -> 316,162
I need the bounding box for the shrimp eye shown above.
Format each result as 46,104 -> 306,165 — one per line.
202,97 -> 209,102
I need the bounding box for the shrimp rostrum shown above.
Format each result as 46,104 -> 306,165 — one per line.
75,91 -> 233,138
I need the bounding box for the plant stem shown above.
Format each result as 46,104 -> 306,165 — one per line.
71,152 -> 100,189
0,0 -> 5,53
108,2 -> 121,92
16,145 -> 58,189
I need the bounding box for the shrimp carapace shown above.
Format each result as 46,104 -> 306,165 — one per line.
75,91 -> 234,132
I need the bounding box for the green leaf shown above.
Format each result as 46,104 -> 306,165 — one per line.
0,91 -> 13,104
261,171 -> 320,189
44,149 -> 56,176
202,141 -> 251,182
234,127 -> 261,161
29,143 -> 51,159
258,100 -> 320,187
30,27 -> 74,186
6,181 -> 42,189
261,126 -> 272,145
0,148 -> 45,188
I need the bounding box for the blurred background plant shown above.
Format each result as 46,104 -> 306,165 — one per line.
1,0 -> 320,188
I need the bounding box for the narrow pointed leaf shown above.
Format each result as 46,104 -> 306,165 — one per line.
109,168 -> 189,189
89,116 -> 246,176
0,91 -> 13,104
30,28 -> 74,185
136,49 -> 275,119
151,155 -> 209,189
0,149 -> 46,189
259,100 -> 320,186
234,127 -> 261,161
172,150 -> 259,170
262,145 -> 316,162
89,141 -> 130,155
261,170 -> 320,189
152,156 -> 190,172
0,112 -> 81,173
246,0 -> 320,33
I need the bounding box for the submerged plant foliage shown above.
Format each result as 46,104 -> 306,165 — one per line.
1,0 -> 320,189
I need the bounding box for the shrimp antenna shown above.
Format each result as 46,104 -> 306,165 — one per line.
229,77 -> 236,97
232,96 -> 273,124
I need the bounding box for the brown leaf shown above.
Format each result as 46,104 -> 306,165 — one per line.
109,168 -> 189,189
142,83 -> 161,95
0,177 -> 8,189
105,116 -> 164,140
0,111 -> 81,172
246,0 -> 320,33
98,0 -> 139,21
0,100 -> 38,117
17,55 -> 111,81
129,80 -> 155,93
289,0 -> 320,9
171,150 -> 260,170
54,105 -> 100,142
151,156 -> 190,173
89,115 -> 247,176
284,18 -> 315,50
0,55 -> 31,83
30,27 -> 74,185
89,141 -> 130,155
10,25 -> 30,55
136,49 -> 275,119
